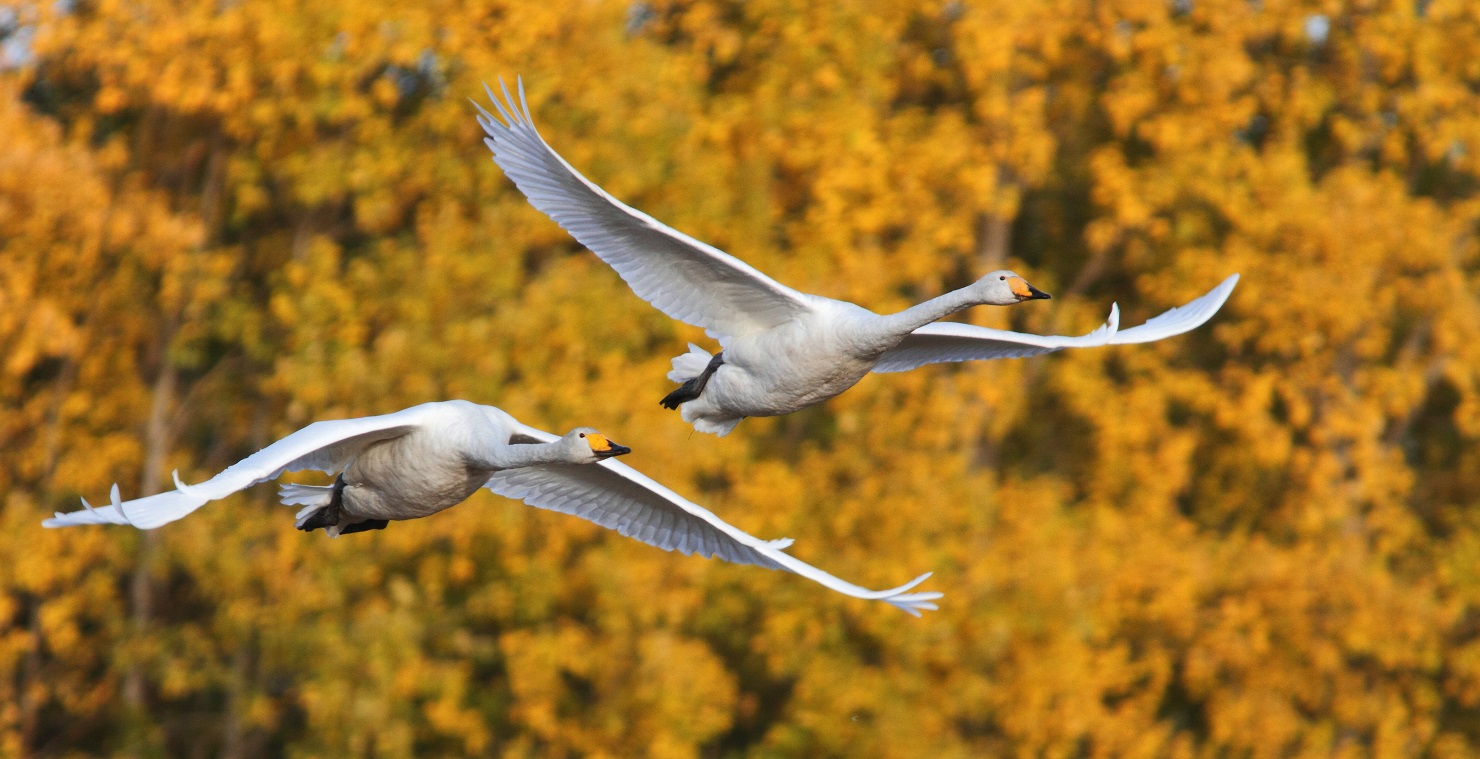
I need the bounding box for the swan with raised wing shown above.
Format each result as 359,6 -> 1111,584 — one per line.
42,400 -> 940,616
476,81 -> 1238,436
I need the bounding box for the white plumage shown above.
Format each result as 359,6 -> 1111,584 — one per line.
476,80 -> 1238,435
42,400 -> 940,616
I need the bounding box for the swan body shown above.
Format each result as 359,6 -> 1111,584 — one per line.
670,300 -> 908,435
476,80 -> 1239,435
42,400 -> 941,615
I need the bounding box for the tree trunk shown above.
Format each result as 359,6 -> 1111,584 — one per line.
219,640 -> 252,759
122,356 -> 178,752
977,210 -> 1012,271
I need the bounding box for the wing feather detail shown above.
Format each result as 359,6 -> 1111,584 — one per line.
475,79 -> 813,340
44,406 -> 432,529
488,424 -> 942,615
874,274 -> 1238,373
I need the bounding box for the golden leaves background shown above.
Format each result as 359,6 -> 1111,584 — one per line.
4,0 -> 1480,756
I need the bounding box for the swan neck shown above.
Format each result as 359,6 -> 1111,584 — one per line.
488,440 -> 571,469
874,287 -> 984,340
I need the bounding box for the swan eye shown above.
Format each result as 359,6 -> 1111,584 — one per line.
579,432 -> 586,438
999,275 -> 1006,280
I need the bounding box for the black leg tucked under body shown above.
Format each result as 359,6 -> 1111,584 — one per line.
296,474 -> 346,533
660,351 -> 725,410
339,518 -> 389,535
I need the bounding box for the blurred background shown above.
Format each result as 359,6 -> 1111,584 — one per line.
3,0 -> 1480,756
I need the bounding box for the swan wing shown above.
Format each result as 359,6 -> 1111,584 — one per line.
873,274 -> 1238,373
488,425 -> 941,616
42,406 -> 434,530
475,80 -> 813,340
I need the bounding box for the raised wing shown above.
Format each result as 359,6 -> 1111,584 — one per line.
874,274 -> 1238,373
42,405 -> 434,530
490,424 -> 941,616
475,79 -> 814,340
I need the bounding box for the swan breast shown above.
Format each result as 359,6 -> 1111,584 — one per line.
341,409 -> 496,520
709,302 -> 883,415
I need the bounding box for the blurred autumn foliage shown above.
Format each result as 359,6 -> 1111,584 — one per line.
4,0 -> 1480,756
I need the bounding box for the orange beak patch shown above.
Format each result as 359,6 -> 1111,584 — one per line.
1008,276 -> 1034,299
586,433 -> 613,452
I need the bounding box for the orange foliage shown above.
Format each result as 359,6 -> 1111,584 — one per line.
4,0 -> 1480,756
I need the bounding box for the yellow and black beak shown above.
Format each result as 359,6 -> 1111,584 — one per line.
586,434 -> 632,460
1009,276 -> 1052,301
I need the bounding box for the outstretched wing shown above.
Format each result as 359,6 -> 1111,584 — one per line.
873,274 -> 1238,373
489,424 -> 941,616
475,79 -> 814,341
43,405 -> 436,530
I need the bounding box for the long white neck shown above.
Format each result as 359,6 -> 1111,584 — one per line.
483,439 -> 575,470
867,286 -> 987,346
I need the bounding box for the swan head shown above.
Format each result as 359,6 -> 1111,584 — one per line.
977,270 -> 1051,306
563,427 -> 632,463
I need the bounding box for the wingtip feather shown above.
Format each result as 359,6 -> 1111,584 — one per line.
1104,274 -> 1239,346
485,79 -> 518,127
499,78 -> 518,122
109,483 -> 132,526
881,571 -> 933,596
517,77 -> 537,125
469,96 -> 497,126
171,469 -> 199,497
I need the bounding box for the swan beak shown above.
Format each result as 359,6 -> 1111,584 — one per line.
1009,276 -> 1051,301
596,442 -> 632,459
587,434 -> 632,459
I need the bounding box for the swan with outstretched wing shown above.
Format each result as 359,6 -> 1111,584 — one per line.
476,81 -> 1237,436
44,400 -> 940,615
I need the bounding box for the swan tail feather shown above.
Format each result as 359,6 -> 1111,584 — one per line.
281,483 -> 343,534
279,483 -> 335,508
690,415 -> 742,437
667,343 -> 714,382
660,349 -> 726,410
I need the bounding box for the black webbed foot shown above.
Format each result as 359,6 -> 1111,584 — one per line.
296,508 -> 337,532
659,379 -> 704,410
296,474 -> 346,533
659,351 -> 724,410
339,518 -> 389,535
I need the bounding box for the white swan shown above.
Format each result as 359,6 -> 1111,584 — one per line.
475,81 -> 1239,436
41,400 -> 940,615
